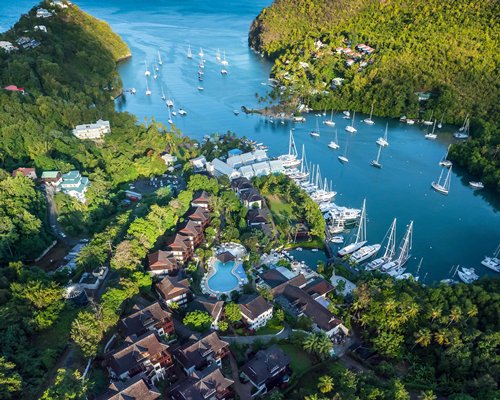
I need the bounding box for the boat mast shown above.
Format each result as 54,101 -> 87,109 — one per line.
369,102 -> 374,120
397,221 -> 413,265
352,111 -> 356,128
444,167 -> 452,191
383,218 -> 397,259
355,199 -> 367,244
384,123 -> 388,140
375,145 -> 382,163
437,168 -> 445,186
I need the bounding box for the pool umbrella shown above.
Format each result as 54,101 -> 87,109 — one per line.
217,251 -> 235,263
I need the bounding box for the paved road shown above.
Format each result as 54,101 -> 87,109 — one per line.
221,324 -> 291,344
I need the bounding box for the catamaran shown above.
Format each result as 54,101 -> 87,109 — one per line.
144,61 -> 150,77
481,245 -> 500,273
187,44 -> 193,59
454,114 -> 470,139
457,267 -> 479,284
425,120 -> 437,139
439,145 -> 452,168
345,111 -> 357,133
310,118 -> 320,137
328,130 -> 340,149
376,123 -> 389,147
324,109 -> 335,127
278,130 -> 301,168
370,145 -> 383,168
431,166 -> 452,195
366,218 -> 397,271
157,50 -> 163,65
381,221 -> 413,274
338,200 -> 368,257
363,102 -> 375,125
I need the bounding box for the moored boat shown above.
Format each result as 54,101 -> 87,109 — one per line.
431,166 -> 452,195
469,181 -> 484,189
376,123 -> 389,147
338,200 -> 368,257
457,267 -> 479,284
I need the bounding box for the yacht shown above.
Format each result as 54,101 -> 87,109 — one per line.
331,236 -> 344,244
406,119 -> 415,125
187,44 -> 193,59
166,98 -> 174,108
157,50 -> 163,66
376,123 -> 389,147
366,218 -> 397,271
338,136 -> 349,163
221,68 -> 228,75
431,166 -> 452,195
363,102 -> 375,125
324,109 -> 335,127
328,130 -> 340,149
345,111 -> 357,133
351,244 -> 381,264
343,110 -> 350,118
387,266 -> 406,277
278,131 -> 302,168
457,267 -> 479,284
338,200 -> 368,257
329,218 -> 345,234
160,85 -> 166,101
469,181 -> 484,189
292,116 -> 306,122
423,111 -> 434,126
425,120 -> 437,139
439,145 -> 452,168
178,108 -> 187,116
381,221 -> 413,273
481,245 -> 499,273
370,145 -> 383,168
197,86 -> 204,91
145,79 -> 151,96
167,107 -> 173,125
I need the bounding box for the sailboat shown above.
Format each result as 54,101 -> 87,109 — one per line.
292,145 -> 309,180
363,102 -> 375,125
145,79 -> 151,96
278,131 -> 301,168
199,47 -> 205,59
381,221 -> 413,274
216,48 -> 221,62
178,108 -> 187,116
167,107 -> 173,125
144,60 -> 150,77
376,123 -> 389,147
437,113 -> 444,129
425,120 -> 437,139
338,199 -> 368,256
187,44 -> 193,59
481,245 -> 500,273
221,50 -> 228,66
439,145 -> 452,168
323,109 -> 335,127
345,111 -> 357,133
310,118 -> 320,137
160,85 -> 166,101
457,267 -> 479,284
343,110 -> 350,118
366,219 -> 397,271
431,166 -> 452,195
423,110 -> 434,126
370,145 -> 383,168
338,137 -> 349,163
328,130 -> 340,149
152,63 -> 158,79
454,115 -> 470,139
157,50 -> 163,66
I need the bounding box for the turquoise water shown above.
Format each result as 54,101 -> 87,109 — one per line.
4,1 -> 500,282
208,260 -> 239,293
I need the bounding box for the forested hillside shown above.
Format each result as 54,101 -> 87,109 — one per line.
249,0 -> 500,191
0,1 -> 192,262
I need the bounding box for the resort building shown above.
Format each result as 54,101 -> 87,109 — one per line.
188,297 -> 224,330
34,25 -> 47,33
247,208 -> 270,227
191,190 -> 211,209
166,234 -> 193,263
174,332 -> 230,374
11,167 -> 37,180
147,250 -> 179,276
240,345 -> 290,396
105,332 -> 173,382
178,220 -> 204,248
231,176 -> 253,194
169,365 -> 233,400
155,276 -> 192,307
258,268 -> 307,297
240,188 -> 263,209
60,170 -> 90,202
0,41 -> 17,52
72,119 -> 110,140
190,155 -> 207,170
36,8 -> 53,18
41,170 -> 62,186
118,302 -> 174,338
238,294 -> 274,330
303,277 -> 334,301
186,207 -> 210,228
160,152 -> 177,166
97,375 -> 161,400
207,158 -> 240,179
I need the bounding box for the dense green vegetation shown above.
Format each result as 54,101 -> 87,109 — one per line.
349,275 -> 499,398
250,0 -> 500,191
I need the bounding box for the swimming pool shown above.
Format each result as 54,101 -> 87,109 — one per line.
207,260 -> 247,293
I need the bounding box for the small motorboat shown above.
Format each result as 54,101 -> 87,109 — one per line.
330,236 -> 344,244
233,110 -> 240,116
469,181 -> 484,189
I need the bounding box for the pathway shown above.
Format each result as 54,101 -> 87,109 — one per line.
228,354 -> 252,400
221,324 -> 291,344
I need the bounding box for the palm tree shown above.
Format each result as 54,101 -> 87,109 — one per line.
317,375 -> 334,393
429,306 -> 442,322
448,306 -> 462,326
434,329 -> 450,346
303,332 -> 332,360
420,390 -> 437,400
406,303 -> 420,319
414,328 -> 432,348
466,304 -> 478,321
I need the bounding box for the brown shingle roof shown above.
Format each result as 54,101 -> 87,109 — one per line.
303,277 -> 334,298
169,365 -> 233,400
97,374 -> 161,400
240,345 -> 289,387
192,190 -> 211,203
216,250 -> 236,263
187,207 -> 210,223
240,188 -> 262,202
238,295 -> 273,320
118,302 -> 172,337
175,332 -> 229,371
155,276 -> 191,301
166,234 -> 191,251
189,297 -> 224,320
179,220 -> 203,236
148,250 -> 178,271
247,208 -> 269,224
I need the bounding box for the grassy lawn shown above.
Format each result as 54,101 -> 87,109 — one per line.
266,194 -> 296,224
278,343 -> 313,375
256,317 -> 284,335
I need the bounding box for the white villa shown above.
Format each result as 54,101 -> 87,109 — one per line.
72,119 -> 110,140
